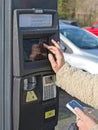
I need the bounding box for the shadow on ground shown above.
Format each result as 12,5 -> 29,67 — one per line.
58,88 -> 92,118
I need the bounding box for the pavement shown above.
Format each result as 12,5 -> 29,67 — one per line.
55,88 -> 76,130
55,88 -> 91,130
55,116 -> 75,130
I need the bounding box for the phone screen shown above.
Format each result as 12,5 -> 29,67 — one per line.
69,100 -> 84,111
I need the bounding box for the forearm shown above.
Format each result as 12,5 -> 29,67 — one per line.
56,63 -> 98,109
90,124 -> 98,130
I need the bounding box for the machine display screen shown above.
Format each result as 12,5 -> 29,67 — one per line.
19,14 -> 52,27
23,38 -> 48,62
45,76 -> 53,84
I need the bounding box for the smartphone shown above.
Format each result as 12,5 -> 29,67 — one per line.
66,100 -> 84,116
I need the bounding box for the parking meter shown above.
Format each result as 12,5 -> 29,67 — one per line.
13,8 -> 59,130
0,0 -> 59,130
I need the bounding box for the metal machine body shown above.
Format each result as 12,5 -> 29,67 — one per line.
0,0 -> 59,130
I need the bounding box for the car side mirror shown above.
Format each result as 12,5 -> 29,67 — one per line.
91,26 -> 95,29
60,45 -> 66,52
60,40 -> 67,52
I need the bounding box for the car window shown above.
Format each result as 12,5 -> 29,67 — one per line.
60,39 -> 73,53
60,27 -> 98,49
59,20 -> 80,27
71,22 -> 79,27
93,23 -> 98,28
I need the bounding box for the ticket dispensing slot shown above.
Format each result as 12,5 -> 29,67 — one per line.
24,77 -> 36,90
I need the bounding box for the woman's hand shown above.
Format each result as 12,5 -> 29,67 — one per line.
44,39 -> 65,73
75,108 -> 97,130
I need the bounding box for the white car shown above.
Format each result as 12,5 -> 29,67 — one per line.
59,23 -> 98,74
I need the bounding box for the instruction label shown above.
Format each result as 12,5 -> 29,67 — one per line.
45,109 -> 55,119
26,91 -> 38,102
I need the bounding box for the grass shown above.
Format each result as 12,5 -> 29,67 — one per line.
58,113 -> 73,120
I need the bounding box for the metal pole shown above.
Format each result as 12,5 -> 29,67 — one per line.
0,0 -> 12,130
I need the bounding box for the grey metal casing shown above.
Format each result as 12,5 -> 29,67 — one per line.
0,0 -> 12,130
0,0 -> 58,130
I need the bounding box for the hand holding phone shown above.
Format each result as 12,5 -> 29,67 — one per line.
66,100 -> 84,116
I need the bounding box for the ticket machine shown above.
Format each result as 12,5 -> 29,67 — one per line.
13,8 -> 59,130
0,0 -> 59,130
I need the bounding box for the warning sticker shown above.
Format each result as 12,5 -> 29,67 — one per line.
26,91 -> 38,102
45,109 -> 55,119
